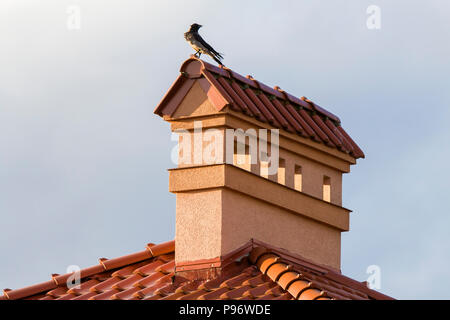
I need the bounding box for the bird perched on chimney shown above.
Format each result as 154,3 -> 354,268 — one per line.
184,23 -> 224,66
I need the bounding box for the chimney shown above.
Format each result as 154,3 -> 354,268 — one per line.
154,58 -> 364,274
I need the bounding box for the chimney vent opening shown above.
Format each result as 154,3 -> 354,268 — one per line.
323,176 -> 331,202
294,165 -> 303,192
278,158 -> 286,185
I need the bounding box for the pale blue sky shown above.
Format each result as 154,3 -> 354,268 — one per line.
1,0 -> 449,299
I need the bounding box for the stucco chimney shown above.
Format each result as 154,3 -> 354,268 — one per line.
154,58 -> 364,274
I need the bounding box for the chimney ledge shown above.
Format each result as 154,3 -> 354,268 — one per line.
169,164 -> 350,231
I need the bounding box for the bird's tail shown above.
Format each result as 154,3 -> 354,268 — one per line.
212,55 -> 224,66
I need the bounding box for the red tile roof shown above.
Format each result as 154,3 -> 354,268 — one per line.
1,240 -> 392,300
155,57 -> 365,159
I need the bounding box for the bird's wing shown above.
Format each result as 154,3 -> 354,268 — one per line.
193,33 -> 223,59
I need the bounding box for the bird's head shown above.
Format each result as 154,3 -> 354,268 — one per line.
189,23 -> 202,32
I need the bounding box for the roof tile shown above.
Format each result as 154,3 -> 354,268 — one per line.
133,260 -> 165,276
298,288 -> 324,300
257,254 -> 280,274
89,276 -> 121,293
266,262 -> 290,282
242,273 -> 269,288
198,287 -> 230,300
243,282 -> 277,298
1,240 -> 391,301
286,280 -> 312,299
111,286 -> 141,300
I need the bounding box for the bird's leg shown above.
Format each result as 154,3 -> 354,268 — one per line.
194,50 -> 201,58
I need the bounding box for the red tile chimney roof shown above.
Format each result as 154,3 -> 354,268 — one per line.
155,56 -> 364,159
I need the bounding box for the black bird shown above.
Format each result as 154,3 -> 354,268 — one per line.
184,23 -> 224,66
